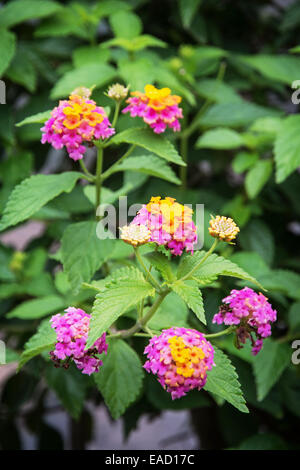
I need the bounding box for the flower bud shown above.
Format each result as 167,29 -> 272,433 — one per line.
107,83 -> 129,101
209,215 -> 240,243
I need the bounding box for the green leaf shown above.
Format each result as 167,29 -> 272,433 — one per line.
171,279 -> 206,324
72,46 -> 110,68
5,45 -> 36,92
110,128 -> 185,166
109,155 -> 181,185
204,347 -> 249,413
16,110 -> 52,127
178,251 -> 264,290
179,0 -> 202,28
245,159 -> 273,199
0,28 -> 16,76
289,301 -> 300,332
196,128 -> 244,150
253,338 -> 291,401
6,295 -> 66,320
109,10 -> 142,39
199,102 -> 281,128
239,54 -> 300,85
0,0 -> 61,28
50,63 -> 116,99
18,318 -> 56,370
45,365 -> 88,419
274,115 -> 300,183
239,219 -> 274,265
87,279 -> 155,348
118,58 -> 155,90
232,151 -> 259,174
0,172 -> 82,231
144,251 -> 176,283
148,292 -> 189,329
94,339 -> 144,419
196,79 -> 242,104
61,221 -> 115,292
84,266 -> 145,292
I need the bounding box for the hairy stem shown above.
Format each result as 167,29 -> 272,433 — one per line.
134,246 -> 162,292
204,326 -> 235,339
95,145 -> 103,220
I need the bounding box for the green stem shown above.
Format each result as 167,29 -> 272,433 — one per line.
79,159 -> 95,181
111,100 -> 121,129
134,246 -> 162,292
180,134 -> 188,190
95,145 -> 103,220
101,144 -> 136,181
204,326 -> 235,339
179,239 -> 218,282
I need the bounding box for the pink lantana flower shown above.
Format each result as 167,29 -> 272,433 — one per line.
121,196 -> 197,256
49,307 -> 108,375
144,327 -> 215,400
122,84 -> 183,134
213,287 -> 277,355
41,92 -> 115,160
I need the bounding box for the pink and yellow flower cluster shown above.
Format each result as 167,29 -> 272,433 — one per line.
126,196 -> 197,256
41,93 -> 115,160
49,307 -> 108,375
144,327 -> 215,399
213,287 -> 277,355
122,84 -> 183,134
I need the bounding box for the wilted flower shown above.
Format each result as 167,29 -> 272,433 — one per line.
50,307 -> 108,375
144,327 -> 215,399
123,196 -> 197,256
209,215 -> 240,243
41,92 -> 115,160
213,287 -> 277,355
119,224 -> 151,247
107,83 -> 129,101
122,84 -> 183,134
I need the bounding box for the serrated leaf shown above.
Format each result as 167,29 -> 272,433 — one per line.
18,318 -> 56,370
0,172 -> 82,231
245,159 -> 273,199
87,279 -> 155,348
45,365 -> 88,419
144,251 -> 176,283
6,295 -> 66,320
16,110 -> 51,127
50,63 -> 116,99
178,251 -> 264,290
196,127 -> 244,150
0,28 -> 16,76
94,339 -> 144,419
0,0 -> 61,28
253,339 -> 291,401
109,155 -> 181,185
274,115 -> 300,183
110,128 -> 185,166
171,279 -> 206,324
84,266 -> 145,292
61,221 -> 115,292
204,347 -> 249,413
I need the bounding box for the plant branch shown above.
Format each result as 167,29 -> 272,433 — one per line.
95,145 -> 103,220
101,144 -> 136,181
134,246 -> 162,292
179,239 -> 218,282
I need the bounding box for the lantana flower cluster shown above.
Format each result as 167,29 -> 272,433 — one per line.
123,84 -> 183,134
41,91 -> 115,160
121,196 -> 197,256
49,307 -> 108,375
144,327 -> 215,399
213,287 -> 277,355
